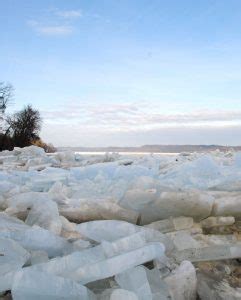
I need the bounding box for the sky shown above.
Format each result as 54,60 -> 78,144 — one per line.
1,0 -> 241,147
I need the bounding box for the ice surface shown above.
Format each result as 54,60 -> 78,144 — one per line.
121,190 -> 214,224
6,192 -> 62,234
60,199 -> 139,224
110,289 -> 138,300
201,216 -> 235,228
115,266 -> 152,299
115,266 -> 170,300
173,244 -> 241,262
0,238 -> 30,276
2,147 -> 241,298
76,220 -> 142,242
0,226 -> 71,257
165,261 -> 197,300
11,269 -> 96,300
0,212 -> 29,232
30,241 -> 166,284
146,216 -> 194,233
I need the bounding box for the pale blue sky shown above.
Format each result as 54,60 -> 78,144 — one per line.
1,0 -> 241,146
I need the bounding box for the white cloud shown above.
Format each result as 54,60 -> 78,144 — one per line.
55,10 -> 82,18
27,8 -> 81,36
41,103 -> 241,129
27,21 -> 74,36
37,25 -> 74,36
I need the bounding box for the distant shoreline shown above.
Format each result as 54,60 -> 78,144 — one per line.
58,145 -> 241,153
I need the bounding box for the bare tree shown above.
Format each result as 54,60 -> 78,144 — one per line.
6,105 -> 42,147
0,82 -> 14,135
0,82 -> 14,113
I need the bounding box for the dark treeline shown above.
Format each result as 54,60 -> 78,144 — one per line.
0,82 -> 55,152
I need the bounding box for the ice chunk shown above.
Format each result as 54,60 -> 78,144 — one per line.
0,226 -> 71,258
121,191 -> 213,224
25,198 -> 62,235
6,192 -> 62,235
101,229 -> 173,257
168,231 -> 200,251
159,155 -> 221,190
0,212 -> 29,232
201,216 -> 235,228
173,244 -> 241,262
11,269 -> 96,300
76,220 -> 142,242
146,217 -> 194,233
30,245 -> 106,279
145,267 -> 171,300
110,289 -> 138,300
165,261 -> 197,300
115,266 -> 170,300
115,266 -> 153,299
213,195 -> 241,218
17,145 -> 46,157
30,250 -> 49,265
73,242 -> 166,284
121,188 -> 159,212
0,271 -> 17,293
30,242 -> 166,284
60,199 -> 139,224
0,238 -> 30,276
0,238 -> 30,293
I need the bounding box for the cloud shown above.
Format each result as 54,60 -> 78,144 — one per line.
27,8 -> 82,36
27,20 -> 74,36
55,9 -> 82,18
40,102 -> 241,146
41,103 -> 241,129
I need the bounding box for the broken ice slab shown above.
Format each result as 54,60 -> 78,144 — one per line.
59,199 -> 139,224
100,229 -> 173,257
121,190 -> 214,224
16,145 -> 46,157
25,168 -> 70,192
212,195 -> 241,218
0,238 -> 30,276
0,238 -> 30,293
6,192 -> 62,235
0,271 -> 16,294
201,216 -> 235,228
98,288 -> 138,300
73,242 -> 166,284
76,220 -> 142,242
110,289 -> 138,300
167,231 -> 200,251
120,188 -> 159,211
159,155 -> 222,190
115,266 -> 153,300
145,217 -> 194,233
165,261 -> 197,300
11,269 -> 96,300
25,198 -> 62,235
0,212 -> 29,232
30,250 -> 49,265
173,244 -> 241,263
0,226 -> 71,258
30,241 -> 166,284
30,245 -> 107,279
145,267 -> 172,300
115,266 -> 171,300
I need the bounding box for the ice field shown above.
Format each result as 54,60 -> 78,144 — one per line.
1,146 -> 241,299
